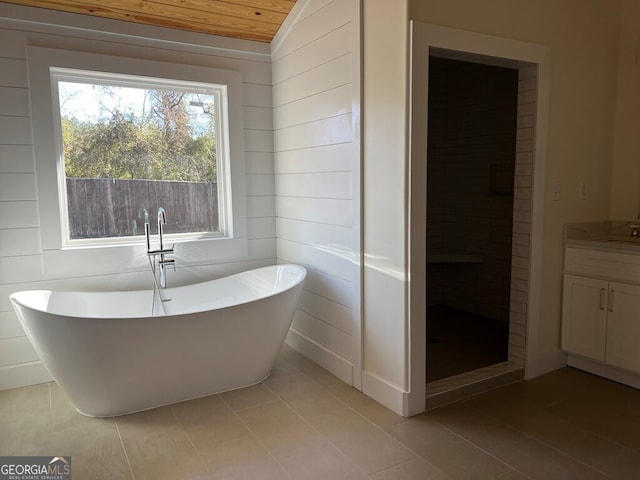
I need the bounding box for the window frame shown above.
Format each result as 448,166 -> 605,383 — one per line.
51,68 -> 229,246
28,46 -> 248,275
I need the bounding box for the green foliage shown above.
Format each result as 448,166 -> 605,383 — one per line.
61,90 -> 217,183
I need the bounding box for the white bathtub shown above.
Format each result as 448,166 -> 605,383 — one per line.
10,264 -> 306,417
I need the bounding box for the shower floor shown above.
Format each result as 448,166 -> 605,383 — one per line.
426,304 -> 509,383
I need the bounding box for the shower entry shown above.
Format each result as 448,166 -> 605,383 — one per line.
408,21 -> 550,414
425,56 -> 518,382
417,47 -> 541,407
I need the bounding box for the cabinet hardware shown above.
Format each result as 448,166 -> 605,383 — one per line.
608,289 -> 615,313
600,288 -> 606,310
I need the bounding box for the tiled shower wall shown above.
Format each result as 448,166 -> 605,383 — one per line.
426,55 -> 537,369
509,64 -> 537,367
426,58 -> 518,323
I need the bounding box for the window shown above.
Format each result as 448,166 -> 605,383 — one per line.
52,69 -> 227,244
28,46 -> 248,269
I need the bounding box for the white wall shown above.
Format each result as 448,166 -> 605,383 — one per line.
0,5 -> 276,390
610,0 -> 640,219
362,0 -> 411,413
410,0 -> 619,379
271,0 -> 362,387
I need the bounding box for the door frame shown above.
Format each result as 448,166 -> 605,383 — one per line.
407,21 -> 551,415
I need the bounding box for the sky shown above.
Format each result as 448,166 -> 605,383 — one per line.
57,81 -> 216,137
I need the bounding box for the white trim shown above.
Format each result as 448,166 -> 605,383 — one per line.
409,21 -> 552,413
28,46 -> 248,278
0,361 -> 52,391
50,68 -> 230,247
568,355 -> 640,389
362,370 -> 408,416
407,20 -> 427,417
351,0 -> 363,391
285,329 -> 354,385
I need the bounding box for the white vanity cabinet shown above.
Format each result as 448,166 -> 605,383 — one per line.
562,247 -> 640,383
561,274 -> 608,362
603,282 -> 640,372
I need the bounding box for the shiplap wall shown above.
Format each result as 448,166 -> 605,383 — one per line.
272,0 -> 361,387
0,6 -> 276,390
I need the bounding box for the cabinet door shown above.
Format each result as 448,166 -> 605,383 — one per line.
561,274 -> 608,361
605,281 -> 640,373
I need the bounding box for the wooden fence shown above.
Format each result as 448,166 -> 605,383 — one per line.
66,178 -> 218,239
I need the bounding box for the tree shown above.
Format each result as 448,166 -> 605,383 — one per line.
60,86 -> 217,183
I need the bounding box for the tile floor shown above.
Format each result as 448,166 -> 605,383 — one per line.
3,345 -> 640,479
427,305 -> 509,382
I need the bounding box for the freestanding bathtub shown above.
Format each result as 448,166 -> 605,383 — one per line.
10,264 -> 306,417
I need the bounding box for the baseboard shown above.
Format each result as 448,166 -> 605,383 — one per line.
525,349 -> 567,379
426,362 -> 524,410
568,355 -> 640,389
285,329 -> 353,385
0,361 -> 52,391
362,370 -> 408,417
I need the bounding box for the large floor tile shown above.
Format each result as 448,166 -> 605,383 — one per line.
306,407 -> 415,474
221,383 -> 278,412
171,395 -> 251,449
369,457 -> 454,480
238,400 -> 367,479
237,400 -> 324,456
0,382 -> 50,416
502,409 -> 640,480
8,355 -> 640,480
0,410 -> 52,456
277,441 -> 368,480
115,405 -> 208,480
327,382 -> 406,428
458,421 -> 609,480
198,435 -> 290,480
277,346 -> 344,387
265,372 -> 345,418
386,416 -> 512,480
0,382 -> 52,455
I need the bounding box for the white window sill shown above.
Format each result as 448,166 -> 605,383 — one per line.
42,236 -> 248,279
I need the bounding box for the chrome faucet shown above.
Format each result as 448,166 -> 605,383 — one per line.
145,207 -> 175,288
158,207 -> 166,251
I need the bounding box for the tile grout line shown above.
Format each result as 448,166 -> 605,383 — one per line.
441,401 -> 609,479
260,379 -> 371,477
319,383 -> 424,475
47,382 -> 53,443
486,402 -> 619,478
233,354 -> 359,476
113,417 -> 136,480
278,349 -> 419,471
217,390 -> 294,480
435,419 -> 533,480
367,457 -> 453,480
168,407 -> 213,476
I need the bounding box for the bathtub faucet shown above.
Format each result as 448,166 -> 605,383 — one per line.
145,207 -> 175,288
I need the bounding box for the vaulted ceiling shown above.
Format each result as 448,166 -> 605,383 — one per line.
1,0 -> 296,42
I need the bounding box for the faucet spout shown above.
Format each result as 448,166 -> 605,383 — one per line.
157,207 -> 166,251
145,207 -> 175,289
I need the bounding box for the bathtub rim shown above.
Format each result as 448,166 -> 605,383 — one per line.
9,263 -> 307,320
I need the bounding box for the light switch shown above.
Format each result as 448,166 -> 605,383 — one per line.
579,182 -> 587,200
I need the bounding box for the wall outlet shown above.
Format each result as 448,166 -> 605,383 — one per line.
579,182 -> 587,200
552,182 -> 560,201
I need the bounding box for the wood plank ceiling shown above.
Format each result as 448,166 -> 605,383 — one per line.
1,0 -> 297,42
